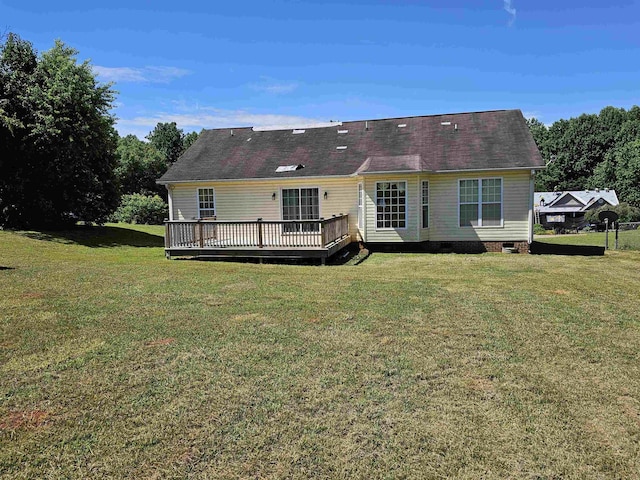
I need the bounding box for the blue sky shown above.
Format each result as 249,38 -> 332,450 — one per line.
3,0 -> 640,138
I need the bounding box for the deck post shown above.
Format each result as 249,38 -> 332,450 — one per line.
198,221 -> 204,248
164,221 -> 171,249
257,218 -> 263,248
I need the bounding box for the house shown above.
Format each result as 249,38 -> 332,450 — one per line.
534,189 -> 619,231
158,109 -> 545,261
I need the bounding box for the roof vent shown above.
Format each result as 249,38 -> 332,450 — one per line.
336,146 -> 347,150
337,129 -> 348,134
292,129 -> 305,134
276,164 -> 305,172
398,123 -> 407,128
441,121 -> 451,126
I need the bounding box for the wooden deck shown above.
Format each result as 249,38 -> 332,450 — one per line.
164,215 -> 351,263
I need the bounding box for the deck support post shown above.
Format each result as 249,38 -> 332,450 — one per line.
257,218 -> 264,248
198,221 -> 204,248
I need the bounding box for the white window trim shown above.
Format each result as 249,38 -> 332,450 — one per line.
375,180 -> 408,231
196,187 -> 216,219
279,186 -> 322,233
421,180 -> 429,229
457,177 -> 504,228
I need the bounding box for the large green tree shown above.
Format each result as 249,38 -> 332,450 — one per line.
146,122 -> 200,165
115,135 -> 167,196
528,106 -> 640,206
146,122 -> 185,165
0,33 -> 118,228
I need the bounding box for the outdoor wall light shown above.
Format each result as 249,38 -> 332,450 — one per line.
324,191 -> 328,199
272,192 -> 276,200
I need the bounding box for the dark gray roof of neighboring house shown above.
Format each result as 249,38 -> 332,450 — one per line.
158,109 -> 544,183
534,190 -> 619,213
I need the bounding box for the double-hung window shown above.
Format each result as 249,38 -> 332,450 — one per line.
421,181 -> 429,228
197,188 -> 216,219
459,178 -> 502,227
376,181 -> 406,229
282,187 -> 320,232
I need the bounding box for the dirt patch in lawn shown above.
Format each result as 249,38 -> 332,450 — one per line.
22,292 -> 45,299
0,410 -> 51,431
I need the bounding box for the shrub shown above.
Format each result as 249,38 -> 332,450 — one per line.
585,202 -> 640,224
533,223 -> 547,235
110,194 -> 168,225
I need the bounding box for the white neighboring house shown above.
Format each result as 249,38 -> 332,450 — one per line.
534,189 -> 619,230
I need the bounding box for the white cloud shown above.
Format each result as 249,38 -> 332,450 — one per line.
250,77 -> 299,95
115,107 -> 327,138
503,0 -> 516,26
93,65 -> 191,84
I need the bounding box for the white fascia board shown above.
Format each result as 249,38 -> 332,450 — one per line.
353,170 -> 423,176
433,166 -> 544,173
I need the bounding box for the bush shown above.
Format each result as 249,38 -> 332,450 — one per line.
533,223 -> 547,235
110,194 -> 168,225
585,202 -> 640,224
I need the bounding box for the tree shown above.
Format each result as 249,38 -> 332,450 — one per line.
611,140 -> 640,207
0,33 -> 118,228
182,130 -> 200,151
585,202 -> 640,224
115,135 -> 167,196
146,122 -> 185,165
529,106 -> 640,204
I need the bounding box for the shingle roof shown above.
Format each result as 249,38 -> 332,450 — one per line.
158,109 -> 544,183
535,190 -> 619,213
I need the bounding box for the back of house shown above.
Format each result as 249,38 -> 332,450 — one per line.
158,109 -> 544,257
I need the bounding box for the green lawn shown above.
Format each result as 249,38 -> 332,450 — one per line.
536,227 -> 640,250
2,224 -> 640,479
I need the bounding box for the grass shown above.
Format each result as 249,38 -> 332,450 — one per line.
536,228 -> 640,251
1,223 -> 640,479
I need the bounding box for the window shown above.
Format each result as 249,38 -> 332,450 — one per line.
421,181 -> 429,228
197,188 -> 215,218
376,181 -> 406,229
282,187 -> 320,232
459,178 -> 502,227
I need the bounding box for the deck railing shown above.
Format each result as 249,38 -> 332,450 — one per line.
165,215 -> 349,250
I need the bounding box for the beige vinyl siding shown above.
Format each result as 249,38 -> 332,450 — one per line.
428,170 -> 532,242
361,174 -> 421,243
170,177 -> 359,238
168,169 -> 532,244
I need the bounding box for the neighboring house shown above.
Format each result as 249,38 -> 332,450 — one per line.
158,109 -> 544,260
534,189 -> 619,230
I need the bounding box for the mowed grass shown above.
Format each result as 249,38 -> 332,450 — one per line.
1,224 -> 640,479
537,227 -> 640,250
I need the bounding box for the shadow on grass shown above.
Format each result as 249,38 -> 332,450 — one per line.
529,241 -> 605,256
18,225 -> 164,248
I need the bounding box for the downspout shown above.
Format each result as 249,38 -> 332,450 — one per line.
361,179 -> 366,243
528,170 -> 535,244
166,184 -> 174,221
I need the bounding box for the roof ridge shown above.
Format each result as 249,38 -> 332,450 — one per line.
200,109 -> 520,132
